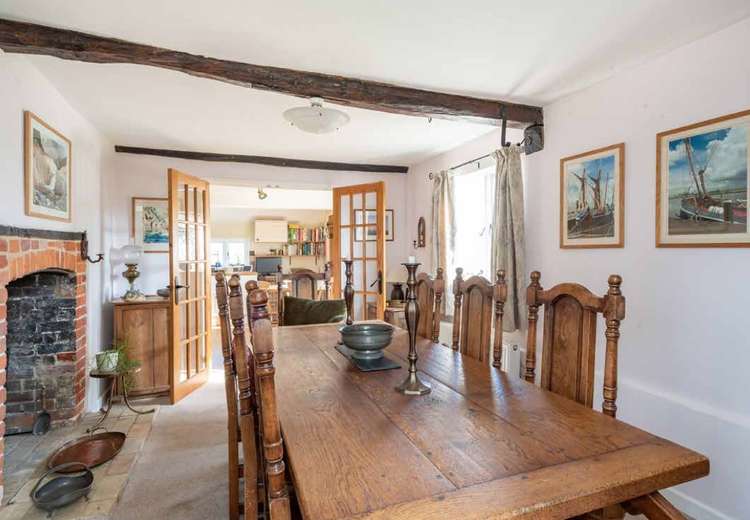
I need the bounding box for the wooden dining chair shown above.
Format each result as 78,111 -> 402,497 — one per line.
276,264 -> 333,325
214,272 -> 241,520
415,268 -> 444,342
524,271 -> 626,418
248,289 -> 292,520
227,275 -> 260,520
451,270 -> 495,364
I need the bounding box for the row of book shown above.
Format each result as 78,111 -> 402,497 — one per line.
284,242 -> 327,257
287,224 -> 326,244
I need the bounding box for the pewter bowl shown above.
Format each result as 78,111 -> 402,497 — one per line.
339,323 -> 394,360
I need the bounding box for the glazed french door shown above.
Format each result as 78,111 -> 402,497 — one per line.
331,182 -> 386,320
168,169 -> 211,403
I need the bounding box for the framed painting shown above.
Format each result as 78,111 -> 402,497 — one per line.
656,109 -> 750,247
132,197 -> 169,253
385,209 -> 394,241
24,111 -> 72,222
560,143 -> 624,248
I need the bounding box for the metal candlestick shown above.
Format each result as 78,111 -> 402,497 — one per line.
343,259 -> 354,325
395,262 -> 431,396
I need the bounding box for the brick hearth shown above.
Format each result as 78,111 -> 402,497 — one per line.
0,227 -> 88,501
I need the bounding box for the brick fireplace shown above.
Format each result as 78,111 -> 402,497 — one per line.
0,226 -> 88,499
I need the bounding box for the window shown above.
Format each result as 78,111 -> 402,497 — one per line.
448,164 -> 495,281
210,240 -> 247,266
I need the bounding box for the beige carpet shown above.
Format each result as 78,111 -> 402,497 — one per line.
111,371 -> 229,520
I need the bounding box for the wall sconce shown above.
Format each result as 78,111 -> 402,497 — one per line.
413,217 -> 426,248
80,231 -> 104,264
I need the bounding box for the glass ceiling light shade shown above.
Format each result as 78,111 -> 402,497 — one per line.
283,97 -> 350,134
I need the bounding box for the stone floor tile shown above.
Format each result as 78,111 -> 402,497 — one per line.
105,453 -> 136,477
88,475 -> 128,502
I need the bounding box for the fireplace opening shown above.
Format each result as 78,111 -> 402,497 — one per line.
5,269 -> 79,435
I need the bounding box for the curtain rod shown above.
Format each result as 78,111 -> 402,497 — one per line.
427,118 -> 537,180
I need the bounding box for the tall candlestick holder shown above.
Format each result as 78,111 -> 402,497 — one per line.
343,259 -> 354,325
395,262 -> 431,396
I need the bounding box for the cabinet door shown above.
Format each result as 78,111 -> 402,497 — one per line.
115,307 -> 154,392
152,306 -> 170,390
255,220 -> 288,243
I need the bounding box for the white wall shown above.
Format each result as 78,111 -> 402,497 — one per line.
407,19 -> 749,519
522,19 -> 750,519
102,153 -> 409,301
0,55 -> 108,412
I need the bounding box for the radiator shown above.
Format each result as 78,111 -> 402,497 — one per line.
501,343 -> 524,379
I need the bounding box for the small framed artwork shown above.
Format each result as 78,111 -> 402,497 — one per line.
354,209 -> 392,242
656,109 -> 750,247
385,209 -> 394,241
132,197 -> 169,253
560,143 -> 625,248
24,111 -> 72,222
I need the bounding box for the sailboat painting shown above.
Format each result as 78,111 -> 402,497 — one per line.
560,143 -> 624,248
657,110 -> 750,247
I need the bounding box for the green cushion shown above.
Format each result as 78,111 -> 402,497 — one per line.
283,296 -> 346,326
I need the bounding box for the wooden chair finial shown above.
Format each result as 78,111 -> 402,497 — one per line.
608,274 -> 622,294
496,269 -> 506,284
436,267 -> 444,280
530,270 -> 541,285
245,280 -> 259,293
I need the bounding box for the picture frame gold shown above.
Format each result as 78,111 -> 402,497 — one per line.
24,111 -> 72,222
560,143 -> 625,249
656,109 -> 750,248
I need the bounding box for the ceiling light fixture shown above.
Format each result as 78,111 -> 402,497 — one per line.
283,97 -> 350,134
257,186 -> 268,200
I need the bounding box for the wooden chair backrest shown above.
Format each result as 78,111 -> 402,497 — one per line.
457,275 -> 494,363
248,289 -> 292,520
415,268 -> 444,342
227,275 -> 259,520
214,272 -> 241,520
276,264 -> 332,325
525,271 -> 625,417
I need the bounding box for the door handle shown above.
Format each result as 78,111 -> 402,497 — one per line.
369,270 -> 383,294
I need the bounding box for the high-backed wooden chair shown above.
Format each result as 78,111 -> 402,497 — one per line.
451,270 -> 495,364
248,289 -> 292,520
227,275 -> 259,520
276,264 -> 332,325
415,268 -> 444,342
214,272 -> 242,520
524,271 -> 625,418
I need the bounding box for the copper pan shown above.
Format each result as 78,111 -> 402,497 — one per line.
47,428 -> 126,473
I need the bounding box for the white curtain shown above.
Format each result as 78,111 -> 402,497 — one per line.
431,170 -> 455,313
491,146 -> 525,331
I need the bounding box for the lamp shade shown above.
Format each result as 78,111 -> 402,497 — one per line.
122,244 -> 144,264
283,97 -> 350,134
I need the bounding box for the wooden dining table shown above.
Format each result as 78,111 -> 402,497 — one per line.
273,323 -> 709,519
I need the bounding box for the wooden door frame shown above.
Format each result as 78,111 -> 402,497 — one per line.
168,168 -> 212,404
331,181 -> 386,319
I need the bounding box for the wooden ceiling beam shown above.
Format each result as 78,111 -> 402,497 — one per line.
0,18 -> 542,127
114,146 -> 409,174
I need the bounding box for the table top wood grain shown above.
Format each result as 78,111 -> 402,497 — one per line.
273,323 -> 708,520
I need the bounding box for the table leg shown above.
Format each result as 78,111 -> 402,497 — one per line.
87,377 -> 114,433
121,375 -> 155,415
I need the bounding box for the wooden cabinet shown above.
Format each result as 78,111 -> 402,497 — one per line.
254,219 -> 288,243
113,297 -> 170,396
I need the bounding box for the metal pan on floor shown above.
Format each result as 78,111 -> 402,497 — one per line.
31,462 -> 94,512
47,428 -> 127,473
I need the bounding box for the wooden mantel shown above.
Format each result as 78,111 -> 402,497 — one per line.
0,18 -> 543,127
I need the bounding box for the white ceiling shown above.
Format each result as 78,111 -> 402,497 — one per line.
2,1 -> 749,165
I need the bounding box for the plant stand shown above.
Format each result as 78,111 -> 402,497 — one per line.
87,368 -> 155,433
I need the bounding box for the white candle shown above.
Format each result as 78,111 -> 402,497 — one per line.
408,255 -> 416,263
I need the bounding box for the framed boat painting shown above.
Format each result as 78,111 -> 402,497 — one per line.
132,197 -> 169,253
656,109 -> 750,247
24,111 -> 72,222
560,143 -> 624,248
